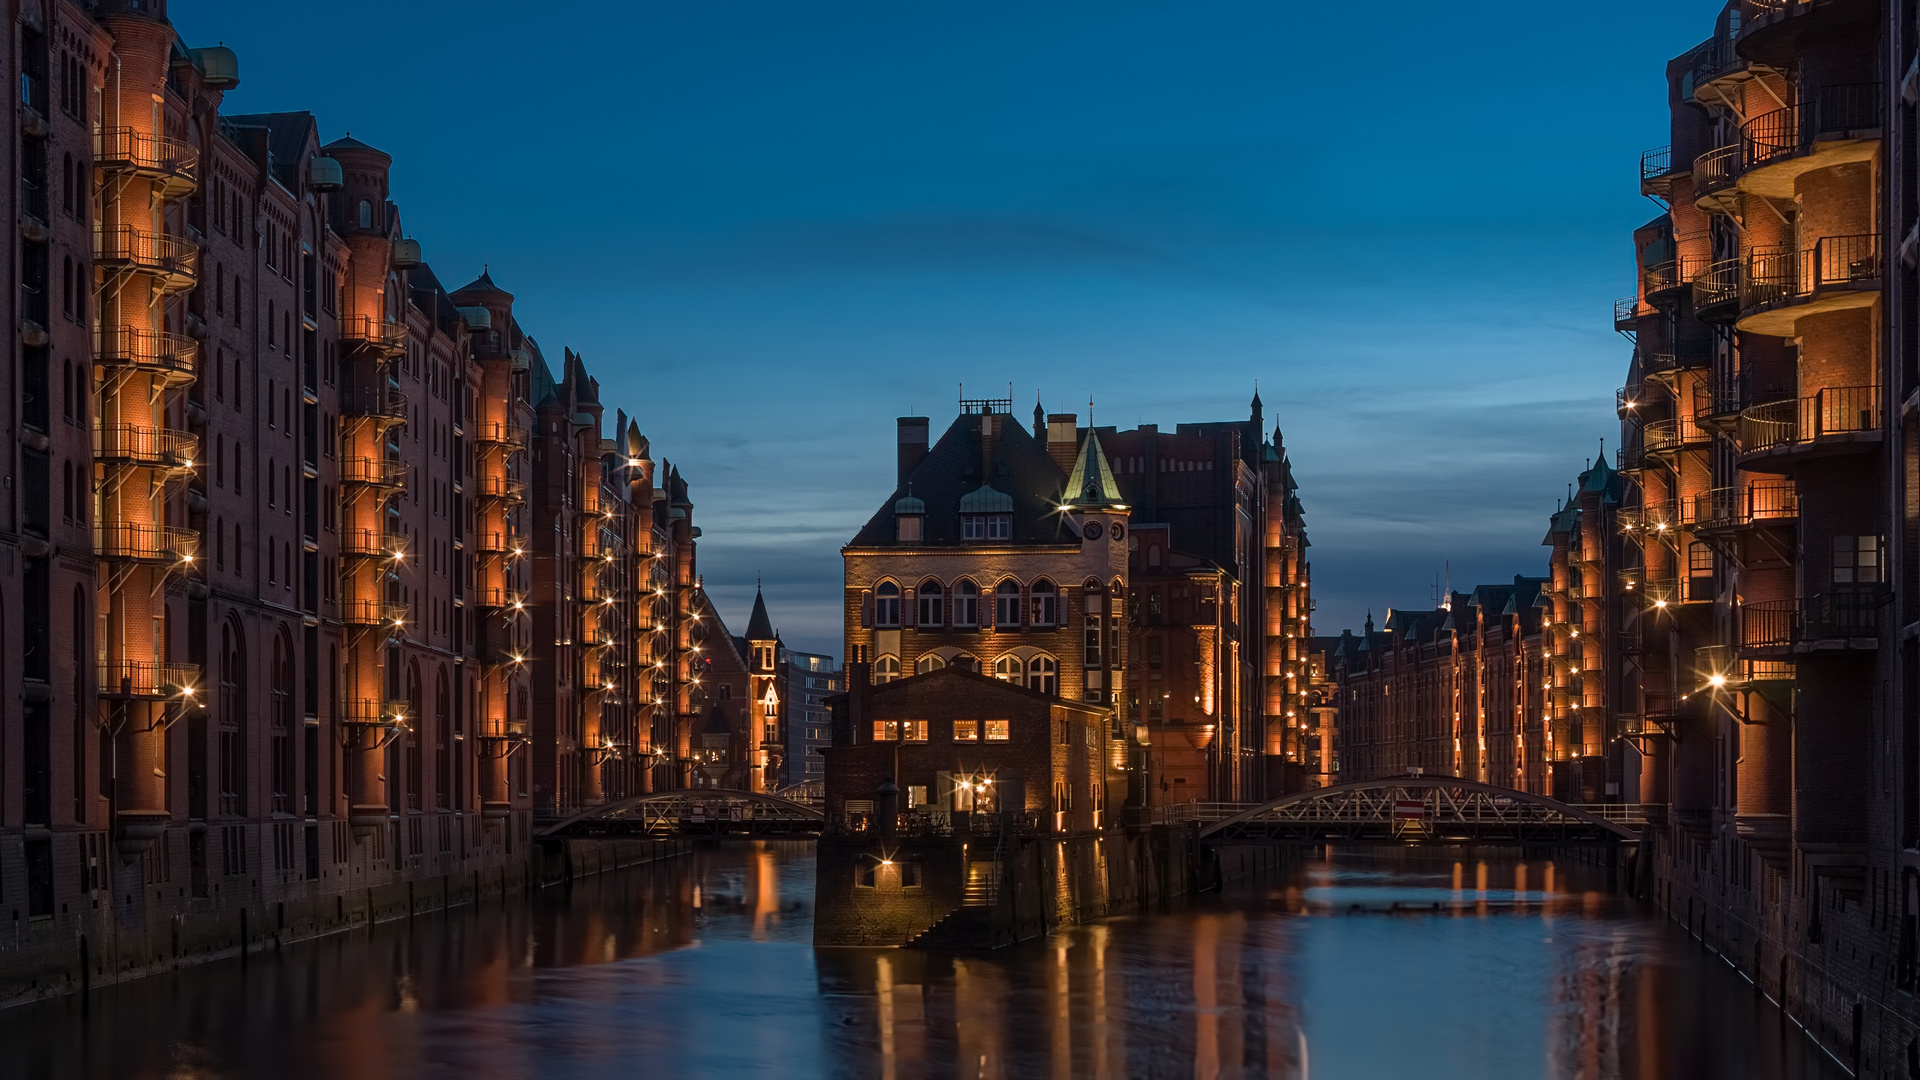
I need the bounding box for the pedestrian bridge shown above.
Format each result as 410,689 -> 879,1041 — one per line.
538,789 -> 825,839
1195,778 -> 1643,845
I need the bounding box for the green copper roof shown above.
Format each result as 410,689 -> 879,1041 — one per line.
1062,429 -> 1125,508
958,485 -> 1013,513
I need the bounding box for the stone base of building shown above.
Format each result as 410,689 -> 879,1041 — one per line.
1643,822 -> 1920,1077
0,813 -> 537,1012
815,825 -> 1286,948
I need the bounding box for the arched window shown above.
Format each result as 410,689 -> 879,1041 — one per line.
267,301 -> 275,345
271,632 -> 294,813
873,581 -> 901,628
405,662 -> 424,811
436,669 -> 452,810
916,579 -> 944,627
1027,655 -> 1058,696
358,200 -> 374,229
951,653 -> 979,674
915,654 -> 946,675
61,256 -> 71,316
993,655 -> 1021,683
219,622 -> 246,817
1030,579 -> 1057,628
874,655 -> 902,684
61,152 -> 73,215
953,580 -> 979,627
994,580 -> 1021,628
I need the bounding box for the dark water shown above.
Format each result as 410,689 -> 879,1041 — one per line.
0,843 -> 1846,1079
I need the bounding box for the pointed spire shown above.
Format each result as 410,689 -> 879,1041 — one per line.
1062,428 -> 1125,509
746,585 -> 775,642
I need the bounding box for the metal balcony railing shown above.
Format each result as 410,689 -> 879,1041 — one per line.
339,385 -> 408,420
340,699 -> 412,728
474,530 -> 525,555
1643,417 -> 1708,456
339,528 -> 408,558
474,474 -> 527,502
1744,84 -> 1883,172
339,457 -> 407,488
95,521 -> 199,563
1693,145 -> 1741,202
1696,481 -> 1798,528
1804,587 -> 1887,640
93,127 -> 199,197
1740,599 -> 1798,649
339,598 -> 410,629
1614,297 -> 1641,330
1641,145 -> 1673,187
98,659 -> 200,699
95,225 -> 198,290
1689,30 -> 1746,89
472,418 -> 529,446
1644,255 -> 1705,300
474,587 -> 528,610
1693,259 -> 1741,313
1738,386 -> 1879,454
96,326 -> 198,381
340,315 -> 409,354
94,423 -> 198,469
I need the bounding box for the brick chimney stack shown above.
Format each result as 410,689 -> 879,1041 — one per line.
897,417 -> 929,488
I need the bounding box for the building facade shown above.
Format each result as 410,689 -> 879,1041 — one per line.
780,648 -> 841,791
0,0 -> 706,1003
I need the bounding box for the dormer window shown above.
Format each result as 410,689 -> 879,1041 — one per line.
898,516 -> 922,542
963,514 -> 1010,541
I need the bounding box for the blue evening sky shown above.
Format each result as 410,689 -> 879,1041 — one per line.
175,0 -> 1716,656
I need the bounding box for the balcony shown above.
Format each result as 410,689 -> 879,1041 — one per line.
1643,255 -> 1705,306
98,659 -> 201,699
472,418 -> 529,446
1641,145 -> 1675,198
94,423 -> 198,470
339,385 -> 408,422
474,587 -> 528,610
1644,416 -> 1711,459
1691,145 -> 1742,211
1695,481 -> 1798,531
1737,385 -> 1881,467
1740,2 -> 1881,66
1694,377 -> 1745,430
339,457 -> 407,489
1686,30 -> 1748,98
96,326 -> 198,384
339,598 -> 410,631
93,127 -> 199,199
95,521 -> 199,563
1740,85 -> 1883,199
339,528 -> 408,559
1692,259 -> 1741,322
474,474 -> 527,503
340,315 -> 409,356
1739,590 -> 1884,655
474,530 -> 525,556
1696,645 -> 1794,688
95,225 -> 198,292
1614,297 -> 1643,332
1738,234 -> 1880,335
1616,385 -> 1644,418
340,699 -> 412,730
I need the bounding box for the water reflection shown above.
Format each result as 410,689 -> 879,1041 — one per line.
0,844 -> 1845,1080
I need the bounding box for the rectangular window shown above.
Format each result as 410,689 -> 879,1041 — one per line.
901,720 -> 928,742
872,720 -> 899,742
1084,626 -> 1102,666
987,515 -> 1010,540
917,590 -> 942,627
907,784 -> 928,808
962,515 -> 985,540
985,719 -> 1010,742
1833,535 -> 1883,584
953,719 -> 979,742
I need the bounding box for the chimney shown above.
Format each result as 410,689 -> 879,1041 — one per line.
1046,413 -> 1080,474
897,417 -> 929,487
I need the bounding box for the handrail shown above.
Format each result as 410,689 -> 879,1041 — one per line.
339,528 -> 408,557
339,386 -> 408,419
94,423 -> 198,467
93,127 -> 199,186
1641,145 -> 1672,182
340,315 -> 409,352
339,457 -> 407,487
1693,258 -> 1740,310
1693,144 -> 1741,199
95,521 -> 198,562
96,325 -> 198,378
95,224 -> 198,283
98,659 -> 200,698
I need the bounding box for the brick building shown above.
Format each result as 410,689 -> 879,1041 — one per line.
0,0 -> 707,1000
1329,577 -> 1550,794
842,394 -> 1314,809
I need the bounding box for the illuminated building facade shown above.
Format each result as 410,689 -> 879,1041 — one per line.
842,396 -> 1134,808
1105,394 -> 1316,802
0,0 -> 699,1003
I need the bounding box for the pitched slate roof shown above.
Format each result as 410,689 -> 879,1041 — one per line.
746,588 -> 775,641
848,412 -> 1080,548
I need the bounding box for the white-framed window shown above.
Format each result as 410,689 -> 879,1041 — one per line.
994,580 -> 1021,628
1027,655 -> 1058,695
962,514 -> 1011,540
953,580 -> 979,627
1029,579 -> 1057,628
993,656 -> 1021,683
874,655 -> 901,684
915,654 -> 946,675
874,581 -> 901,627
916,581 -> 943,627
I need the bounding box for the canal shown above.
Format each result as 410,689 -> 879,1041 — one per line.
0,843 -> 1846,1079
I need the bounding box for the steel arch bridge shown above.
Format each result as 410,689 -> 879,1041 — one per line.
1198,778 -> 1642,845
538,789 -> 825,839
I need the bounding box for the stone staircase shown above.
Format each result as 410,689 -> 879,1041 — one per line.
905,861 -> 1003,949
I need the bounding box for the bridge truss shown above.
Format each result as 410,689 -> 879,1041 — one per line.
538,789 -> 825,839
1198,778 -> 1642,845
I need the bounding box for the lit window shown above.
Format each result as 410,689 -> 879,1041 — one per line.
985,719 -> 1010,741
872,720 -> 900,741
902,720 -> 928,742
993,656 -> 1021,682
953,720 -> 980,742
